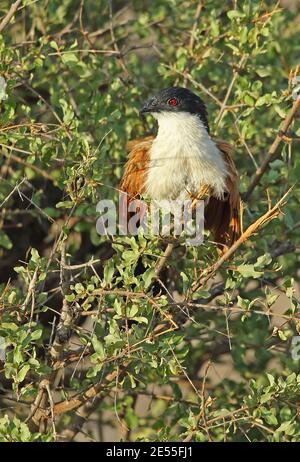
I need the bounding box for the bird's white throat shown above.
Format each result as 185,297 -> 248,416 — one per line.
145,112 -> 228,201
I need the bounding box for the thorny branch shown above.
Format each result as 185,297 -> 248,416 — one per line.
245,95 -> 300,200
49,242 -> 74,362
0,0 -> 22,33
29,242 -> 74,431
191,187 -> 294,293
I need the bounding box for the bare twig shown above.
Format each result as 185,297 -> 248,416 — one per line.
49,243 -> 73,361
0,177 -> 26,208
190,239 -> 296,307
29,243 -> 75,429
0,0 -> 22,33
53,366 -> 125,416
215,55 -> 247,126
20,266 -> 38,314
168,67 -> 222,106
1,145 -> 54,181
183,1 -> 203,86
191,187 -> 293,292
154,242 -> 175,278
233,116 -> 258,169
245,95 -> 300,200
108,0 -> 130,77
61,258 -> 100,270
183,361 -> 211,442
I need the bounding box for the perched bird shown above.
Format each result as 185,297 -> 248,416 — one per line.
119,87 -> 241,252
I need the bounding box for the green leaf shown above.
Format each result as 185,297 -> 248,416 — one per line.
244,94 -> 255,106
264,413 -> 278,426
0,230 -> 12,250
266,373 -> 275,386
142,268 -> 155,289
227,10 -> 246,20
61,52 -> 78,65
17,364 -> 30,382
278,330 -> 288,341
237,265 -> 263,279
30,248 -> 40,264
91,335 -> 105,360
276,421 -> 294,434
103,260 -> 115,286
49,41 -> 59,50
128,304 -> 139,318
30,329 -> 42,341
180,271 -> 190,293
56,201 -> 74,209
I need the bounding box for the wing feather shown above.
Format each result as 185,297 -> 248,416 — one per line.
119,136 -> 153,199
119,136 -> 153,226
204,138 -> 241,252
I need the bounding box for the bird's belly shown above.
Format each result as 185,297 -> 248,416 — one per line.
145,156 -> 212,202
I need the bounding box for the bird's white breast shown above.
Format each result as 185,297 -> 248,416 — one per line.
145,112 -> 228,201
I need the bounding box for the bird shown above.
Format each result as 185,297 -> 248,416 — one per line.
119,86 -> 241,252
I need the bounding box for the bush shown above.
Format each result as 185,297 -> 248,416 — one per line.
0,0 -> 299,442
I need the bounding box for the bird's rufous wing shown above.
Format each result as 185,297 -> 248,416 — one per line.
119,136 -> 153,226
119,136 -> 153,199
204,138 -> 242,252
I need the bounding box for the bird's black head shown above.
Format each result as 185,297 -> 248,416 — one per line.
140,86 -> 209,132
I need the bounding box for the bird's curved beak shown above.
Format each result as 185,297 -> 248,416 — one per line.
140,97 -> 159,115
140,105 -> 150,114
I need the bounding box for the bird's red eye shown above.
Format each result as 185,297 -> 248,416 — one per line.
167,97 -> 178,106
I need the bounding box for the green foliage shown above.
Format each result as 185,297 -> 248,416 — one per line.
0,0 -> 300,442
0,415 -> 52,442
